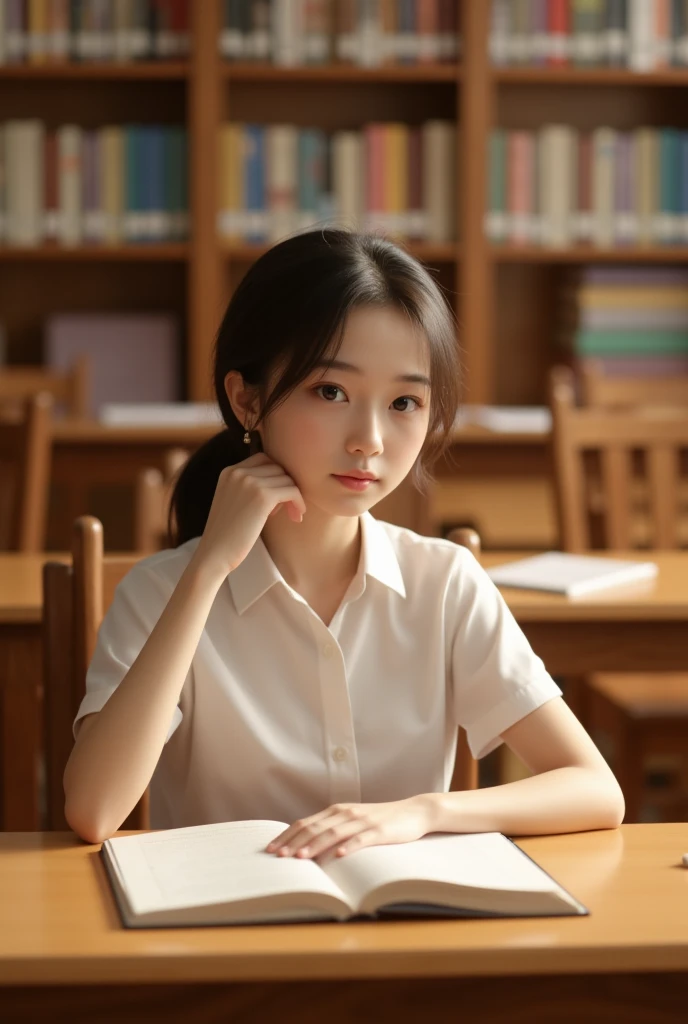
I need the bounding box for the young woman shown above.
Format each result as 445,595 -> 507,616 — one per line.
64,228 -> 624,853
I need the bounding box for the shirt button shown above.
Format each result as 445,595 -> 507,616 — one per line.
323,643 -> 334,658
333,747 -> 347,762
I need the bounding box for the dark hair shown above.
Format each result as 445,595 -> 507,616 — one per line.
170,228 -> 461,545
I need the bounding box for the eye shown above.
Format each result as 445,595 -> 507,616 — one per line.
314,384 -> 345,402
392,396 -> 422,413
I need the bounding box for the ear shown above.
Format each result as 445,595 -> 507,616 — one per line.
224,370 -> 260,430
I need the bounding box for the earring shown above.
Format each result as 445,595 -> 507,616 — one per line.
243,430 -> 251,445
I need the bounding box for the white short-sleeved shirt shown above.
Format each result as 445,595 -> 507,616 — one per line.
73,511 -> 562,829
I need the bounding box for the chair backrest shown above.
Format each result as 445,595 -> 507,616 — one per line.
0,356 -> 90,417
445,526 -> 481,793
133,447 -> 189,553
550,365 -> 688,551
0,392 -> 52,551
581,359 -> 688,409
43,515 -> 146,830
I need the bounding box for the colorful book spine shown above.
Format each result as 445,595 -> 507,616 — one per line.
488,0 -> 688,69
218,0 -> 459,67
0,119 -> 187,247
487,122 -> 688,250
217,117 -> 456,244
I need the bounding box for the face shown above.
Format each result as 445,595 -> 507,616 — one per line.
249,305 -> 432,517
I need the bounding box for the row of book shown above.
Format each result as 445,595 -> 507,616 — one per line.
486,126 -> 688,249
220,0 -> 459,66
569,265 -> 688,375
219,120 -> 456,244
0,0 -> 189,63
490,0 -> 688,70
0,121 -> 188,246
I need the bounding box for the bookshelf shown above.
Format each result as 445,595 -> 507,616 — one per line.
3,1 -> 688,412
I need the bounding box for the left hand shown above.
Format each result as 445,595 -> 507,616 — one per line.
265,796 -> 436,864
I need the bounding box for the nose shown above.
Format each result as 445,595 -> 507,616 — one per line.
346,408 -> 383,457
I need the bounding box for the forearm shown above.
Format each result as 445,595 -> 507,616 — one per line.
64,557 -> 224,843
424,766 -> 625,836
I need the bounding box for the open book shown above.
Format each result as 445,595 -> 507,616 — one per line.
487,551 -> 658,598
101,820 -> 588,928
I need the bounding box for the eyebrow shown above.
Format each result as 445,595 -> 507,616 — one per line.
314,359 -> 431,388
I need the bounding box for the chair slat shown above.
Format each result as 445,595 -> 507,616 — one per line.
601,446 -> 632,548
648,446 -> 678,548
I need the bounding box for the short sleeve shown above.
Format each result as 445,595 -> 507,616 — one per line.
72,561 -> 184,743
449,549 -> 562,760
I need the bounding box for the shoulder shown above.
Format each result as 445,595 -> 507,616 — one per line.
114,537 -> 202,601
371,517 -> 483,587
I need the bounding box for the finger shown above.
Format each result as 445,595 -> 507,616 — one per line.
315,831 -> 378,864
267,809 -> 343,854
299,819 -> 370,861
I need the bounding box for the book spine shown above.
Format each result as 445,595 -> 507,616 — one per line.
628,0 -> 654,70
576,329 -> 688,354
547,0 -> 570,65
486,128 -> 508,243
244,123 -> 267,241
332,129 -> 363,230
603,0 -> 628,66
422,119 -> 455,242
591,126 -> 615,247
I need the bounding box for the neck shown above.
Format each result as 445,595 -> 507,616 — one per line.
260,507 -> 362,594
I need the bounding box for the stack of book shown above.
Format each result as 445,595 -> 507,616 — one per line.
490,0 -> 688,70
0,121 -> 188,247
220,0 -> 460,66
570,265 -> 688,376
486,124 -> 688,248
218,119 -> 456,244
0,0 -> 190,64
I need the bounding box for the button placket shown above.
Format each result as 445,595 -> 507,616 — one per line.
309,620 -> 361,803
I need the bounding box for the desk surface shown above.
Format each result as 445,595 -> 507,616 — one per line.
1,824 -> 687,985
2,550 -> 688,625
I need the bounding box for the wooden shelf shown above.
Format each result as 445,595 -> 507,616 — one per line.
0,245 -> 189,261
222,242 -> 459,263
491,247 -> 688,264
493,67 -> 688,86
0,62 -> 189,79
221,63 -> 460,83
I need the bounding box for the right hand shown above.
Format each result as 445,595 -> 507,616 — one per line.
191,453 -> 307,581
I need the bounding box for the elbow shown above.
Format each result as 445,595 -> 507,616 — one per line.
597,774 -> 625,829
64,799 -> 115,845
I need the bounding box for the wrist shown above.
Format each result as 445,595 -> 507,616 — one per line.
412,791 -> 447,834
184,551 -> 230,595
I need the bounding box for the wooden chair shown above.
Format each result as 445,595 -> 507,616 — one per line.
43,516 -> 148,830
581,359 -> 688,410
446,526 -> 481,793
0,356 -> 90,417
0,392 -> 53,551
133,447 -> 189,553
549,364 -> 688,821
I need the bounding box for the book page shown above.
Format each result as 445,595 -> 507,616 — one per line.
105,820 -> 351,916
322,832 -> 564,912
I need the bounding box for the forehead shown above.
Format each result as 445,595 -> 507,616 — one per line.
334,305 -> 430,371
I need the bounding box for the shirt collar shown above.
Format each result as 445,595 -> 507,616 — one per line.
227,510 -> 406,615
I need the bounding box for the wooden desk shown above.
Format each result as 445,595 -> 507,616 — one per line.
3,551 -> 688,832
1,825 -> 687,1021
482,551 -> 688,675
